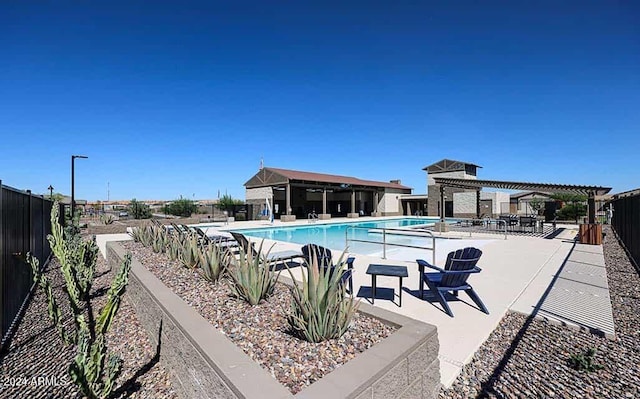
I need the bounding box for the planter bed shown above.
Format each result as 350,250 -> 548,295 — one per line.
110,240 -> 441,399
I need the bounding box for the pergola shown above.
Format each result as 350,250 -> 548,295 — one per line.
433,177 -> 612,224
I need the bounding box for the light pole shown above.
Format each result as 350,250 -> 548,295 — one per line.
71,155 -> 88,222
48,185 -> 54,199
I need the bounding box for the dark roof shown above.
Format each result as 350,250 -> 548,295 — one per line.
433,177 -> 611,196
245,167 -> 412,190
422,159 -> 482,172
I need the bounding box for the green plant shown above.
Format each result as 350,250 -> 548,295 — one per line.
69,253 -> 132,398
150,225 -> 168,253
528,197 -> 545,216
29,201 -> 133,398
218,194 -> 244,212
164,196 -> 197,217
100,214 -> 115,225
130,223 -> 154,247
569,348 -> 604,372
27,254 -> 69,343
167,233 -> 182,261
199,241 -> 230,282
228,242 -> 278,305
286,250 -> 358,343
178,233 -> 201,269
129,198 -> 152,219
557,203 -> 587,222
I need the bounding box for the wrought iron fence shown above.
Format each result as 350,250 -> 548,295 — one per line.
0,180 -> 56,347
611,192 -> 640,269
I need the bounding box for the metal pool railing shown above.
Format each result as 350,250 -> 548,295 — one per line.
345,226 -> 436,265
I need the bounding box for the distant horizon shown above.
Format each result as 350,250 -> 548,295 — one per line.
2,2 -> 638,200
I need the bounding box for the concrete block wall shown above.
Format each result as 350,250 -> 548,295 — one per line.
107,242 -> 441,399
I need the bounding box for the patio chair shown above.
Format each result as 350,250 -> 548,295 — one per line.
230,231 -> 303,266
301,244 -> 355,294
416,247 -> 488,317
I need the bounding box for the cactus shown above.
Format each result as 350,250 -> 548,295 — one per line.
228,241 -> 279,305
199,240 -> 230,283
286,250 -> 358,343
27,254 -> 72,344
69,316 -> 124,399
30,202 -> 133,398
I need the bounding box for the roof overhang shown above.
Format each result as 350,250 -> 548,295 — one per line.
433,177 -> 611,196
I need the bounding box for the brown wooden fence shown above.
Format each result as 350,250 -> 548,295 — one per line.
0,180 -> 56,349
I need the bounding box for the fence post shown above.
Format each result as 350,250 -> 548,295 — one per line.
41,195 -> 45,263
0,180 -> 3,340
27,190 -> 32,256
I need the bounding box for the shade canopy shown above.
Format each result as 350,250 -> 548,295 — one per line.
433,177 -> 611,196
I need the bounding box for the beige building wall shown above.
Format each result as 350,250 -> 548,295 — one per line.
379,189 -> 405,215
452,191 -> 511,218
245,187 -> 273,201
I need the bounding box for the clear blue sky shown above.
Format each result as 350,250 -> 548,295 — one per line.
1,1 -> 638,201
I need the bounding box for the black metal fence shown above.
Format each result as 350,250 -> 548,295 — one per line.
611,192 -> 640,269
0,180 -> 55,346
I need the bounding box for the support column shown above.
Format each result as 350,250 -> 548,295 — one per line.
281,183 -> 296,222
587,191 -> 596,224
348,190 -> 359,218
435,185 -> 449,232
476,190 -> 481,219
319,187 -> 330,220
373,191 -> 380,216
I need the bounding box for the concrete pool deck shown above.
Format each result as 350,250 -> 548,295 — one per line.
96,217 -> 613,389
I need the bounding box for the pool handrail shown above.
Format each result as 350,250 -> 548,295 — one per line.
345,226 -> 436,265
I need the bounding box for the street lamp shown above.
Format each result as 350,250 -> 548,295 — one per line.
48,185 -> 54,200
71,155 -> 88,222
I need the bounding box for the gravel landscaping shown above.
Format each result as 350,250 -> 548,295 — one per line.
0,253 -> 177,399
121,240 -> 396,395
442,225 -> 640,398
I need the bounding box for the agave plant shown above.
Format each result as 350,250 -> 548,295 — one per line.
130,223 -> 154,247
178,232 -> 201,269
166,233 -> 182,261
286,250 -> 358,343
199,240 -> 231,283
150,225 -> 168,253
228,241 -> 278,305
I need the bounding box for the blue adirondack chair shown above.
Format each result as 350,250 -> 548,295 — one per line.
416,247 -> 488,317
301,244 -> 354,294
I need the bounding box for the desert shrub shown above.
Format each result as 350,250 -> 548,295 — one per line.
557,203 -> 587,222
100,214 -> 115,225
164,197 -> 197,217
286,250 -> 358,343
569,348 -> 603,372
129,198 -> 152,219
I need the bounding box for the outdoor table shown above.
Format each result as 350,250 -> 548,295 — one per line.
366,264 -> 409,307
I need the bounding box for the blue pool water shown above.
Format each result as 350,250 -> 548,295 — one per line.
237,217 -> 444,255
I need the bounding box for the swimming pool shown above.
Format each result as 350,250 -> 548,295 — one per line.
236,217 -> 445,256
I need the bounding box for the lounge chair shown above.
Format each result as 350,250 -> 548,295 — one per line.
301,244 -> 355,294
230,232 -> 303,265
416,247 -> 488,317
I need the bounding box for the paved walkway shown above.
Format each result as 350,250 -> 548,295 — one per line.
513,240 -> 615,338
